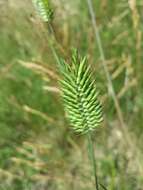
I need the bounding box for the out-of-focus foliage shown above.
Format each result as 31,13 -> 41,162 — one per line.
0,0 -> 143,189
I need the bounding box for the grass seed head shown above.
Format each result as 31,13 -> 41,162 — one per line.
59,50 -> 103,134
32,0 -> 53,22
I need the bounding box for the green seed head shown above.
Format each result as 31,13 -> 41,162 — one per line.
59,50 -> 103,134
32,0 -> 53,22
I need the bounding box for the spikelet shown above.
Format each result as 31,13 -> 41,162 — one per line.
32,0 -> 53,22
59,51 -> 103,134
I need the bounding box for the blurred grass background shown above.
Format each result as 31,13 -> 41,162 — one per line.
0,0 -> 143,189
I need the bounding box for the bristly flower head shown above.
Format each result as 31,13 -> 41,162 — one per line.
32,0 -> 53,22
59,50 -> 103,134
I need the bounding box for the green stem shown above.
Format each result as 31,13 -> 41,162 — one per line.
87,132 -> 99,190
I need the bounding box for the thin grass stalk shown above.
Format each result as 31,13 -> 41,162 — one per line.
87,132 -> 99,190
86,0 -> 129,134
86,0 -> 143,175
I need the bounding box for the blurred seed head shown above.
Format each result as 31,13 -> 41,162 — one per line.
32,0 -> 53,22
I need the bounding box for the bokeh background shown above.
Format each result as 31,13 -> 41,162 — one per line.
0,0 -> 143,189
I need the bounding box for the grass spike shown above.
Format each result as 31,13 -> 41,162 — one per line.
59,51 -> 103,134
32,0 -> 53,22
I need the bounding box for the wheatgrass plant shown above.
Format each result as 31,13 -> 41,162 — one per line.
59,50 -> 104,190
32,1 -> 104,189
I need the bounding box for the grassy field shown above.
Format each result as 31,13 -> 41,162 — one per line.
0,0 -> 143,189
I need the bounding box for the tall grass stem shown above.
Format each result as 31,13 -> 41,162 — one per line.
87,132 -> 99,190
86,0 -> 143,175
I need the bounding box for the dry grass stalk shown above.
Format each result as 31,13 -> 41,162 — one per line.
18,60 -> 59,80
23,105 -> 55,123
128,0 -> 140,30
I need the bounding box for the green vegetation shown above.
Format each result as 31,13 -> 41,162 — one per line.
59,51 -> 103,134
0,0 -> 143,189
